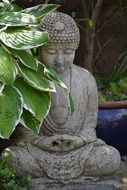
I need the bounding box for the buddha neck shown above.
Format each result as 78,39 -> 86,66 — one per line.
59,65 -> 73,79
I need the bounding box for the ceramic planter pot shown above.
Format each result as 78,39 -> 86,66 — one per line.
96,100 -> 127,156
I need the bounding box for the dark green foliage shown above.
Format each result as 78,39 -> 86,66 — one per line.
96,52 -> 127,102
97,77 -> 127,102
0,154 -> 32,190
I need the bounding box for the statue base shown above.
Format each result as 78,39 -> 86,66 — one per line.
30,161 -> 127,190
30,177 -> 126,190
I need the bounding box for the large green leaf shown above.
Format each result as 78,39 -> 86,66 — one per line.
0,46 -> 17,85
0,2 -> 22,13
0,30 -> 49,49
18,64 -> 56,92
20,109 -> 41,133
44,67 -> 67,90
9,48 -> 38,71
14,77 -> 51,121
2,0 -> 10,4
0,82 -> 4,93
0,86 -> 23,139
0,2 -> 6,10
21,4 -> 59,20
69,93 -> 75,114
0,12 -> 38,26
43,66 -> 75,114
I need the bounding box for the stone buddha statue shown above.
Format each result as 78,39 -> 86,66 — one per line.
3,12 -> 121,180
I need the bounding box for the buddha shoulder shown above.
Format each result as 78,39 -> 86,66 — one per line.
72,65 -> 96,87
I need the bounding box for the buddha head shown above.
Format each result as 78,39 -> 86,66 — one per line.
38,12 -> 80,73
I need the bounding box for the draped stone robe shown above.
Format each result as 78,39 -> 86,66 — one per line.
40,64 -> 98,141
5,64 -> 120,179
25,65 -> 99,179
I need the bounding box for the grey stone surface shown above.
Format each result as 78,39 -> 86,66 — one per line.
30,177 -> 123,190
30,161 -> 127,190
2,12 -> 121,181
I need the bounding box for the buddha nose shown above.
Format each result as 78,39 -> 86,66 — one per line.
55,51 -> 64,67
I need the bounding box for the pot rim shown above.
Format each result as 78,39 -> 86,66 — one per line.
99,100 -> 127,109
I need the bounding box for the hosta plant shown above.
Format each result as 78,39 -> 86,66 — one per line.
96,52 -> 127,102
0,1 -> 72,139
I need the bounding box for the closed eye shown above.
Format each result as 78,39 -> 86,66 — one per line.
64,49 -> 74,54
47,49 -> 57,54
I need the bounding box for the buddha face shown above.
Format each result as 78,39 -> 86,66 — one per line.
41,43 -> 77,73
